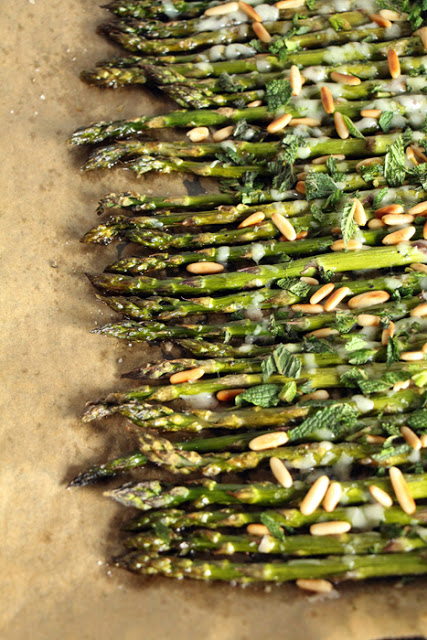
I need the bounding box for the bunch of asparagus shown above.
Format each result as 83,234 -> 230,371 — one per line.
70,0 -> 427,590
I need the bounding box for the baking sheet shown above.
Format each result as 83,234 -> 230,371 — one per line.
2,2 -> 427,638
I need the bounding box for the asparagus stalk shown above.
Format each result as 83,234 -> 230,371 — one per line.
97,190 -> 239,214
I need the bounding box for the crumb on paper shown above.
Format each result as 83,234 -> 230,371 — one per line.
40,94 -> 46,100
117,358 -> 123,364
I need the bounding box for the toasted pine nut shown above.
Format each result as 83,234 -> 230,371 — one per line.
290,65 -> 302,96
421,433 -> 427,448
295,230 -> 308,240
186,261 -> 224,274
406,146 -> 419,166
331,226 -> 342,235
275,0 -> 305,7
270,457 -> 293,488
239,1 -> 262,21
300,390 -> 330,401
389,467 -> 416,515
204,1 -> 239,15
330,71 -> 361,85
353,198 -> 367,226
368,218 -> 386,229
249,431 -> 289,451
310,521 -> 351,536
369,485 -> 393,508
375,204 -> 404,218
382,226 -> 416,245
356,314 -> 381,327
415,26 -> 427,53
300,475 -> 330,516
356,157 -> 383,170
323,482 -> 342,513
267,113 -> 292,133
216,388 -> 245,402
238,211 -> 265,228
312,154 -> 345,165
296,171 -> 307,181
331,238 -> 362,251
187,126 -> 210,142
170,367 -> 205,384
320,86 -> 335,114
366,435 -> 386,444
212,125 -> 234,142
369,12 -> 392,28
301,277 -> 319,285
323,286 -> 352,312
379,9 -> 401,21
381,320 -> 395,346
247,523 -> 270,536
408,201 -> 427,215
424,220 -> 427,240
410,146 -> 427,163
400,351 -> 425,361
423,342 -> 427,353
382,213 -> 414,226
334,111 -> 349,139
348,290 -> 390,310
410,303 -> 427,318
289,117 -> 322,127
310,282 -> 335,305
296,181 -> 306,195
401,426 -> 422,451
360,108 -> 382,118
306,327 -> 339,338
393,379 -> 410,392
252,21 -> 271,42
296,579 -> 334,593
291,303 -> 324,314
410,263 -> 427,274
387,49 -> 400,79
272,212 -> 296,241
247,99 -> 263,108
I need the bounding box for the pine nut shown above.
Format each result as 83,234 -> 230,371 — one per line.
401,426 -> 422,451
368,218 -> 385,229
323,482 -> 342,513
300,475 -> 330,516
393,379 -> 410,392
406,146 -> 419,166
375,204 -> 404,217
379,9 -> 401,21
400,351 -> 425,361
410,303 -> 427,318
291,303 -> 324,314
296,181 -> 306,195
212,125 -> 234,142
366,435 -> 386,444
381,320 -> 395,346
348,290 -> 390,309
204,1 -> 239,16
295,230 -> 308,240
296,579 -> 334,593
387,49 -> 401,79
334,111 -> 349,139
270,457 -> 293,488
382,226 -> 416,245
382,213 -> 414,226
369,485 -> 393,508
249,431 -> 289,451
272,212 -> 296,241
320,86 -> 335,114
296,171 -> 307,180
330,71 -> 361,85
216,388 -> 245,402
389,466 -> 416,515
423,343 -> 427,353
187,126 -> 210,142
170,367 -> 205,384
239,1 -> 262,21
301,277 -> 319,285
306,327 -> 339,338
310,521 -> 351,536
275,0 -> 305,7
415,26 -> 427,53
290,65 -> 302,96
310,283 -> 335,305
312,154 -> 345,165
353,198 -> 367,226
247,523 -> 270,536
360,108 -> 382,118
356,314 -> 381,327
369,13 -> 392,28
408,201 -> 427,215
289,117 -> 322,127
247,99 -> 263,108
356,157 -> 383,170
421,433 -> 427,448
331,227 -> 342,235
410,146 -> 427,163
331,238 -> 362,251
411,263 -> 427,274
323,286 -> 352,312
238,211 -> 265,228
186,261 -> 225,274
424,220 -> 427,240
252,21 -> 271,42
300,390 -> 330,401
267,112 -> 292,133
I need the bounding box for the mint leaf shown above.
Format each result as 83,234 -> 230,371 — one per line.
265,78 -> 292,112
373,187 -> 388,209
384,136 -> 406,187
407,409 -> 427,431
276,277 -> 312,298
386,336 -> 401,366
261,344 -> 302,382
342,114 -> 366,139
340,199 -> 357,246
334,312 -> 355,334
235,384 -> 281,408
343,334 -> 368,352
280,132 -> 308,164
378,110 -> 394,133
305,172 -> 339,201
289,404 -> 358,440
279,381 -> 298,403
260,513 -> 286,541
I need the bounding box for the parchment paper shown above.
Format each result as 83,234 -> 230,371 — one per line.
1,2 -> 427,638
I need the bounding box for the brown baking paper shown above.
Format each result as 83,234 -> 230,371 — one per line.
1,2 -> 427,638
